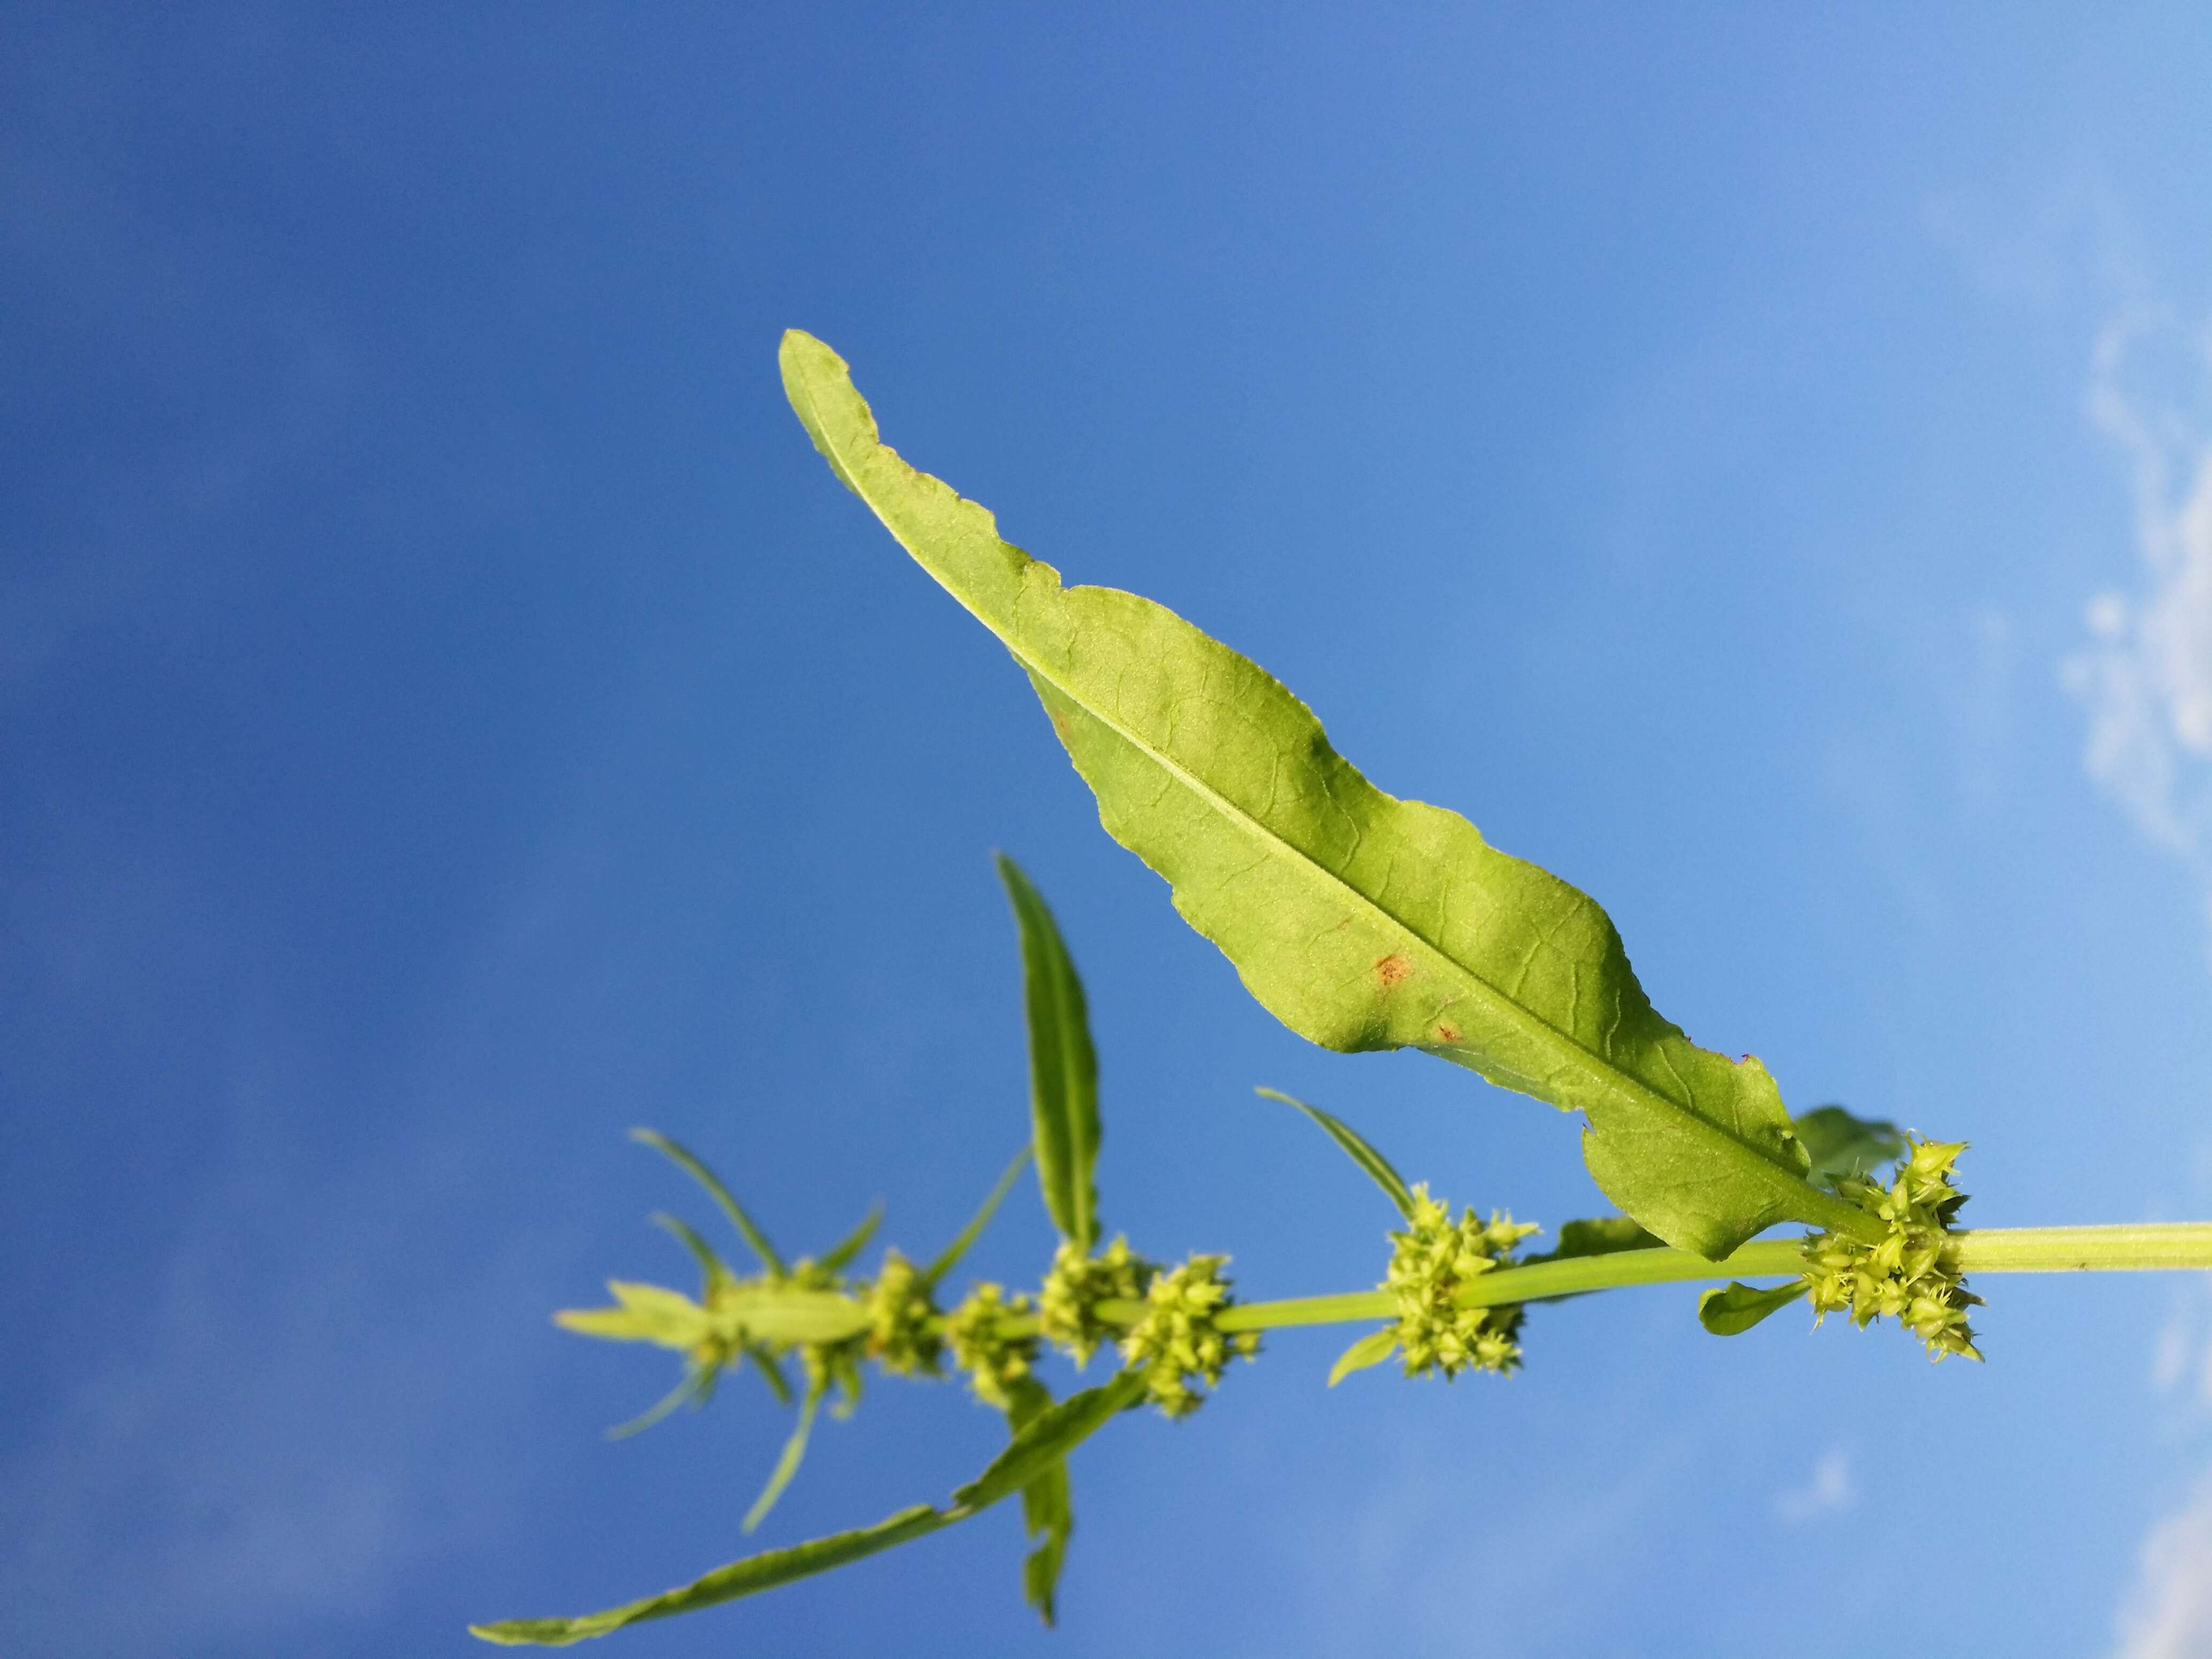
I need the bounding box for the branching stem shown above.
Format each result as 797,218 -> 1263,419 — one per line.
934,1223 -> 2212,1342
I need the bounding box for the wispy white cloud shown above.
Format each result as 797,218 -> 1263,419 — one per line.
1772,1448 -> 1852,1523
2062,308 -> 2212,940
2113,1474 -> 2212,1659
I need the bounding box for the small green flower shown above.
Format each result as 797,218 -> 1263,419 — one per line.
1802,1135 -> 1982,1362
947,1282 -> 1041,1410
1384,1183 -> 1541,1380
863,1250 -> 943,1379
1116,1254 -> 1260,1419
1040,1236 -> 1154,1367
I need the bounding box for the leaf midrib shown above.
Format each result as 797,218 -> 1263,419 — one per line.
791,370 -> 1847,1236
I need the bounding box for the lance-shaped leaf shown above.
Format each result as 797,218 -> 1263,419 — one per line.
1257,1087 -> 1415,1220
1697,1279 -> 1809,1335
469,1504 -> 952,1646
781,332 -> 1866,1259
471,1369 -> 1145,1646
1791,1104 -> 1904,1190
816,1202 -> 884,1274
995,853 -> 1101,1250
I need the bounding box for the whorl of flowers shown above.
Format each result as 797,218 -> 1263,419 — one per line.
945,1282 -> 1040,1410
1802,1136 -> 1982,1363
1384,1183 -> 1541,1379
1039,1235 -> 1153,1367
1116,1253 -> 1259,1419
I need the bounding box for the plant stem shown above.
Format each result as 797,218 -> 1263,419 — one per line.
953,1222 -> 2212,1341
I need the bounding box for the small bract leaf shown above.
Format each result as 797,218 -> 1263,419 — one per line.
468,1503 -> 950,1645
781,332 -> 1864,1260
952,1370 -> 1147,1514
817,1202 -> 884,1274
1257,1088 -> 1416,1221
554,1282 -> 712,1350
1327,1327 -> 1399,1386
1697,1280 -> 1809,1336
746,1343 -> 794,1407
743,1380 -> 824,1533
651,1213 -> 735,1292
1791,1105 -> 1905,1190
631,1129 -> 786,1276
996,853 -> 1102,1250
924,1146 -> 1033,1290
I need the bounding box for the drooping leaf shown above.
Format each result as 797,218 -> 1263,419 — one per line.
1005,1378 -> 1074,1627
995,853 -> 1102,1249
1257,1088 -> 1416,1220
1696,1280 -> 1808,1335
473,1367 -> 1146,1646
554,1281 -> 713,1350
951,1370 -> 1147,1513
781,332 -> 1861,1260
743,1379 -> 823,1533
1327,1327 -> 1400,1386
817,1201 -> 884,1274
469,1503 -> 951,1646
631,1129 -> 786,1276
1791,1104 -> 1904,1189
923,1145 -> 1034,1290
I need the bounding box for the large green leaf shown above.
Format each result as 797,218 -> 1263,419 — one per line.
995,853 -> 1101,1249
780,331 -> 1864,1258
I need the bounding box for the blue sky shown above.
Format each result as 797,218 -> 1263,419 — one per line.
9,6 -> 2212,1655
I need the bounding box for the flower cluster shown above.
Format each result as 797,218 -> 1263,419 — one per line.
1116,1254 -> 1259,1419
1384,1184 -> 1541,1379
1802,1136 -> 1982,1362
946,1282 -> 1041,1410
1039,1236 -> 1154,1367
863,1250 -> 943,1378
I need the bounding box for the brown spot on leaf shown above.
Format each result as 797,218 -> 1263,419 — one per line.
1434,1022 -> 1462,1044
1373,952 -> 1413,988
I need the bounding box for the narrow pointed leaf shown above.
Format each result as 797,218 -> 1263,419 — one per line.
780,332 -> 1860,1259
469,1503 -> 951,1646
951,1370 -> 1147,1514
1791,1105 -> 1904,1189
1257,1088 -> 1415,1220
631,1129 -> 786,1276
995,853 -> 1101,1249
924,1146 -> 1034,1290
606,1364 -> 712,1441
817,1201 -> 884,1274
1697,1280 -> 1809,1335
745,1343 -> 794,1408
1005,1378 -> 1074,1627
743,1381 -> 823,1534
1327,1327 -> 1400,1386
652,1213 -> 735,1292
716,1282 -> 871,1346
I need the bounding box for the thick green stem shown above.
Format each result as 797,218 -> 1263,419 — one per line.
946,1223 -> 2212,1343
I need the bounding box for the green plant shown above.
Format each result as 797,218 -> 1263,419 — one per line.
468,334 -> 2212,1646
